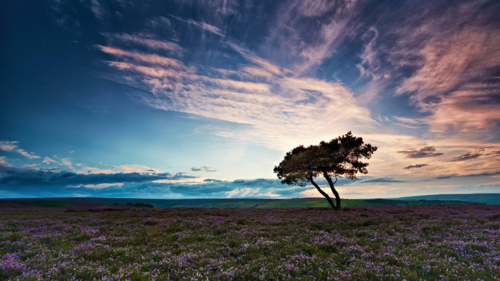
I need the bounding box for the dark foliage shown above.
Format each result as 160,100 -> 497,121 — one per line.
274,132 -> 377,209
127,202 -> 154,208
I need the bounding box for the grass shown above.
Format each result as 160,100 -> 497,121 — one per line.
1,204 -> 499,280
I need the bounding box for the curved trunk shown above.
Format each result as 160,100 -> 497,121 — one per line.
309,177 -> 336,209
323,171 -> 341,210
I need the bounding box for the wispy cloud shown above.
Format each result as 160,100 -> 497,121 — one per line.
99,42 -> 374,150
390,1 -> 500,137
40,0 -> 500,195
42,157 -> 60,165
99,46 -> 186,68
447,152 -> 482,162
265,0 -> 360,75
475,181 -> 500,187
434,170 -> 500,180
357,27 -> 381,79
398,146 -> 443,159
112,165 -> 159,174
191,166 -> 217,172
0,141 -> 40,159
0,164 -> 195,188
103,33 -> 182,54
393,117 -> 423,126
61,158 -> 72,167
0,157 -> 9,166
170,15 -> 224,37
91,0 -> 104,19
0,141 -> 18,151
16,149 -> 40,159
404,164 -> 428,170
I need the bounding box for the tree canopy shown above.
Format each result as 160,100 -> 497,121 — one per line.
274,132 -> 377,209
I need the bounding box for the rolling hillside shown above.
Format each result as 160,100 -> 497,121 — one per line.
399,193 -> 500,205
0,196 -> 483,208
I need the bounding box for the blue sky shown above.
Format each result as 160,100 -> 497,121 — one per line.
1,0 -> 500,199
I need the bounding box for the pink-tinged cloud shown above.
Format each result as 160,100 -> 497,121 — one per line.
0,156 -> 9,166
42,157 -> 60,165
397,146 -> 443,159
98,46 -> 186,69
112,165 -> 160,174
0,141 -> 18,151
104,33 -> 182,54
100,44 -> 374,150
16,149 -> 40,159
389,1 -> 500,137
61,158 -> 72,166
169,15 -> 224,37
0,141 -> 40,159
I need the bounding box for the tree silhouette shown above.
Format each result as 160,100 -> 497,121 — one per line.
274,132 -> 377,210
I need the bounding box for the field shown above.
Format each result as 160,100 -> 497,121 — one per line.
0,197 -> 484,209
1,203 -> 500,280
400,194 -> 500,206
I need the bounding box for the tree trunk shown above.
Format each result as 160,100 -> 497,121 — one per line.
323,171 -> 341,210
309,177 -> 336,209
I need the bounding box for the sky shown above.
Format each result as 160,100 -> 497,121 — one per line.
1,0 -> 500,199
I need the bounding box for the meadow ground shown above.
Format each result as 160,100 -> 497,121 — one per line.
1,204 -> 500,280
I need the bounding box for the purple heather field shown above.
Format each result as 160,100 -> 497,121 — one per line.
1,204 -> 500,280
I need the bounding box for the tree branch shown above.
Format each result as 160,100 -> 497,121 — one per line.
323,170 -> 341,209
309,177 -> 336,209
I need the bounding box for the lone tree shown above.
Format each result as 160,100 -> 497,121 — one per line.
274,132 -> 377,210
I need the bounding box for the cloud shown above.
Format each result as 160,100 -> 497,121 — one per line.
191,166 -> 216,172
0,141 -> 40,159
41,0 -> 500,194
403,164 -> 428,170
100,43 -> 374,150
357,27 -> 381,79
258,192 -> 281,197
393,117 -> 423,126
434,170 -> 500,180
425,185 -> 461,189
112,165 -> 160,174
0,168 -> 331,198
475,181 -> 500,187
103,33 -> 182,54
227,187 -> 260,198
81,166 -> 114,174
61,158 -> 72,167
0,157 -> 9,166
70,183 -> 125,189
91,0 -> 104,19
170,15 -> 224,37
0,164 -> 196,189
42,157 -> 60,165
389,1 -> 500,137
99,46 -> 186,68
264,0 -> 360,75
398,146 -> 443,159
0,141 -> 18,151
447,152 -> 482,162
15,149 -> 40,159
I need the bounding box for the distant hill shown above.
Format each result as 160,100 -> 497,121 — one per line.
0,197 -> 482,208
398,193 -> 500,205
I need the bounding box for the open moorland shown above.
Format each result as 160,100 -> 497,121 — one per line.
0,196 -> 488,209
1,203 -> 500,280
